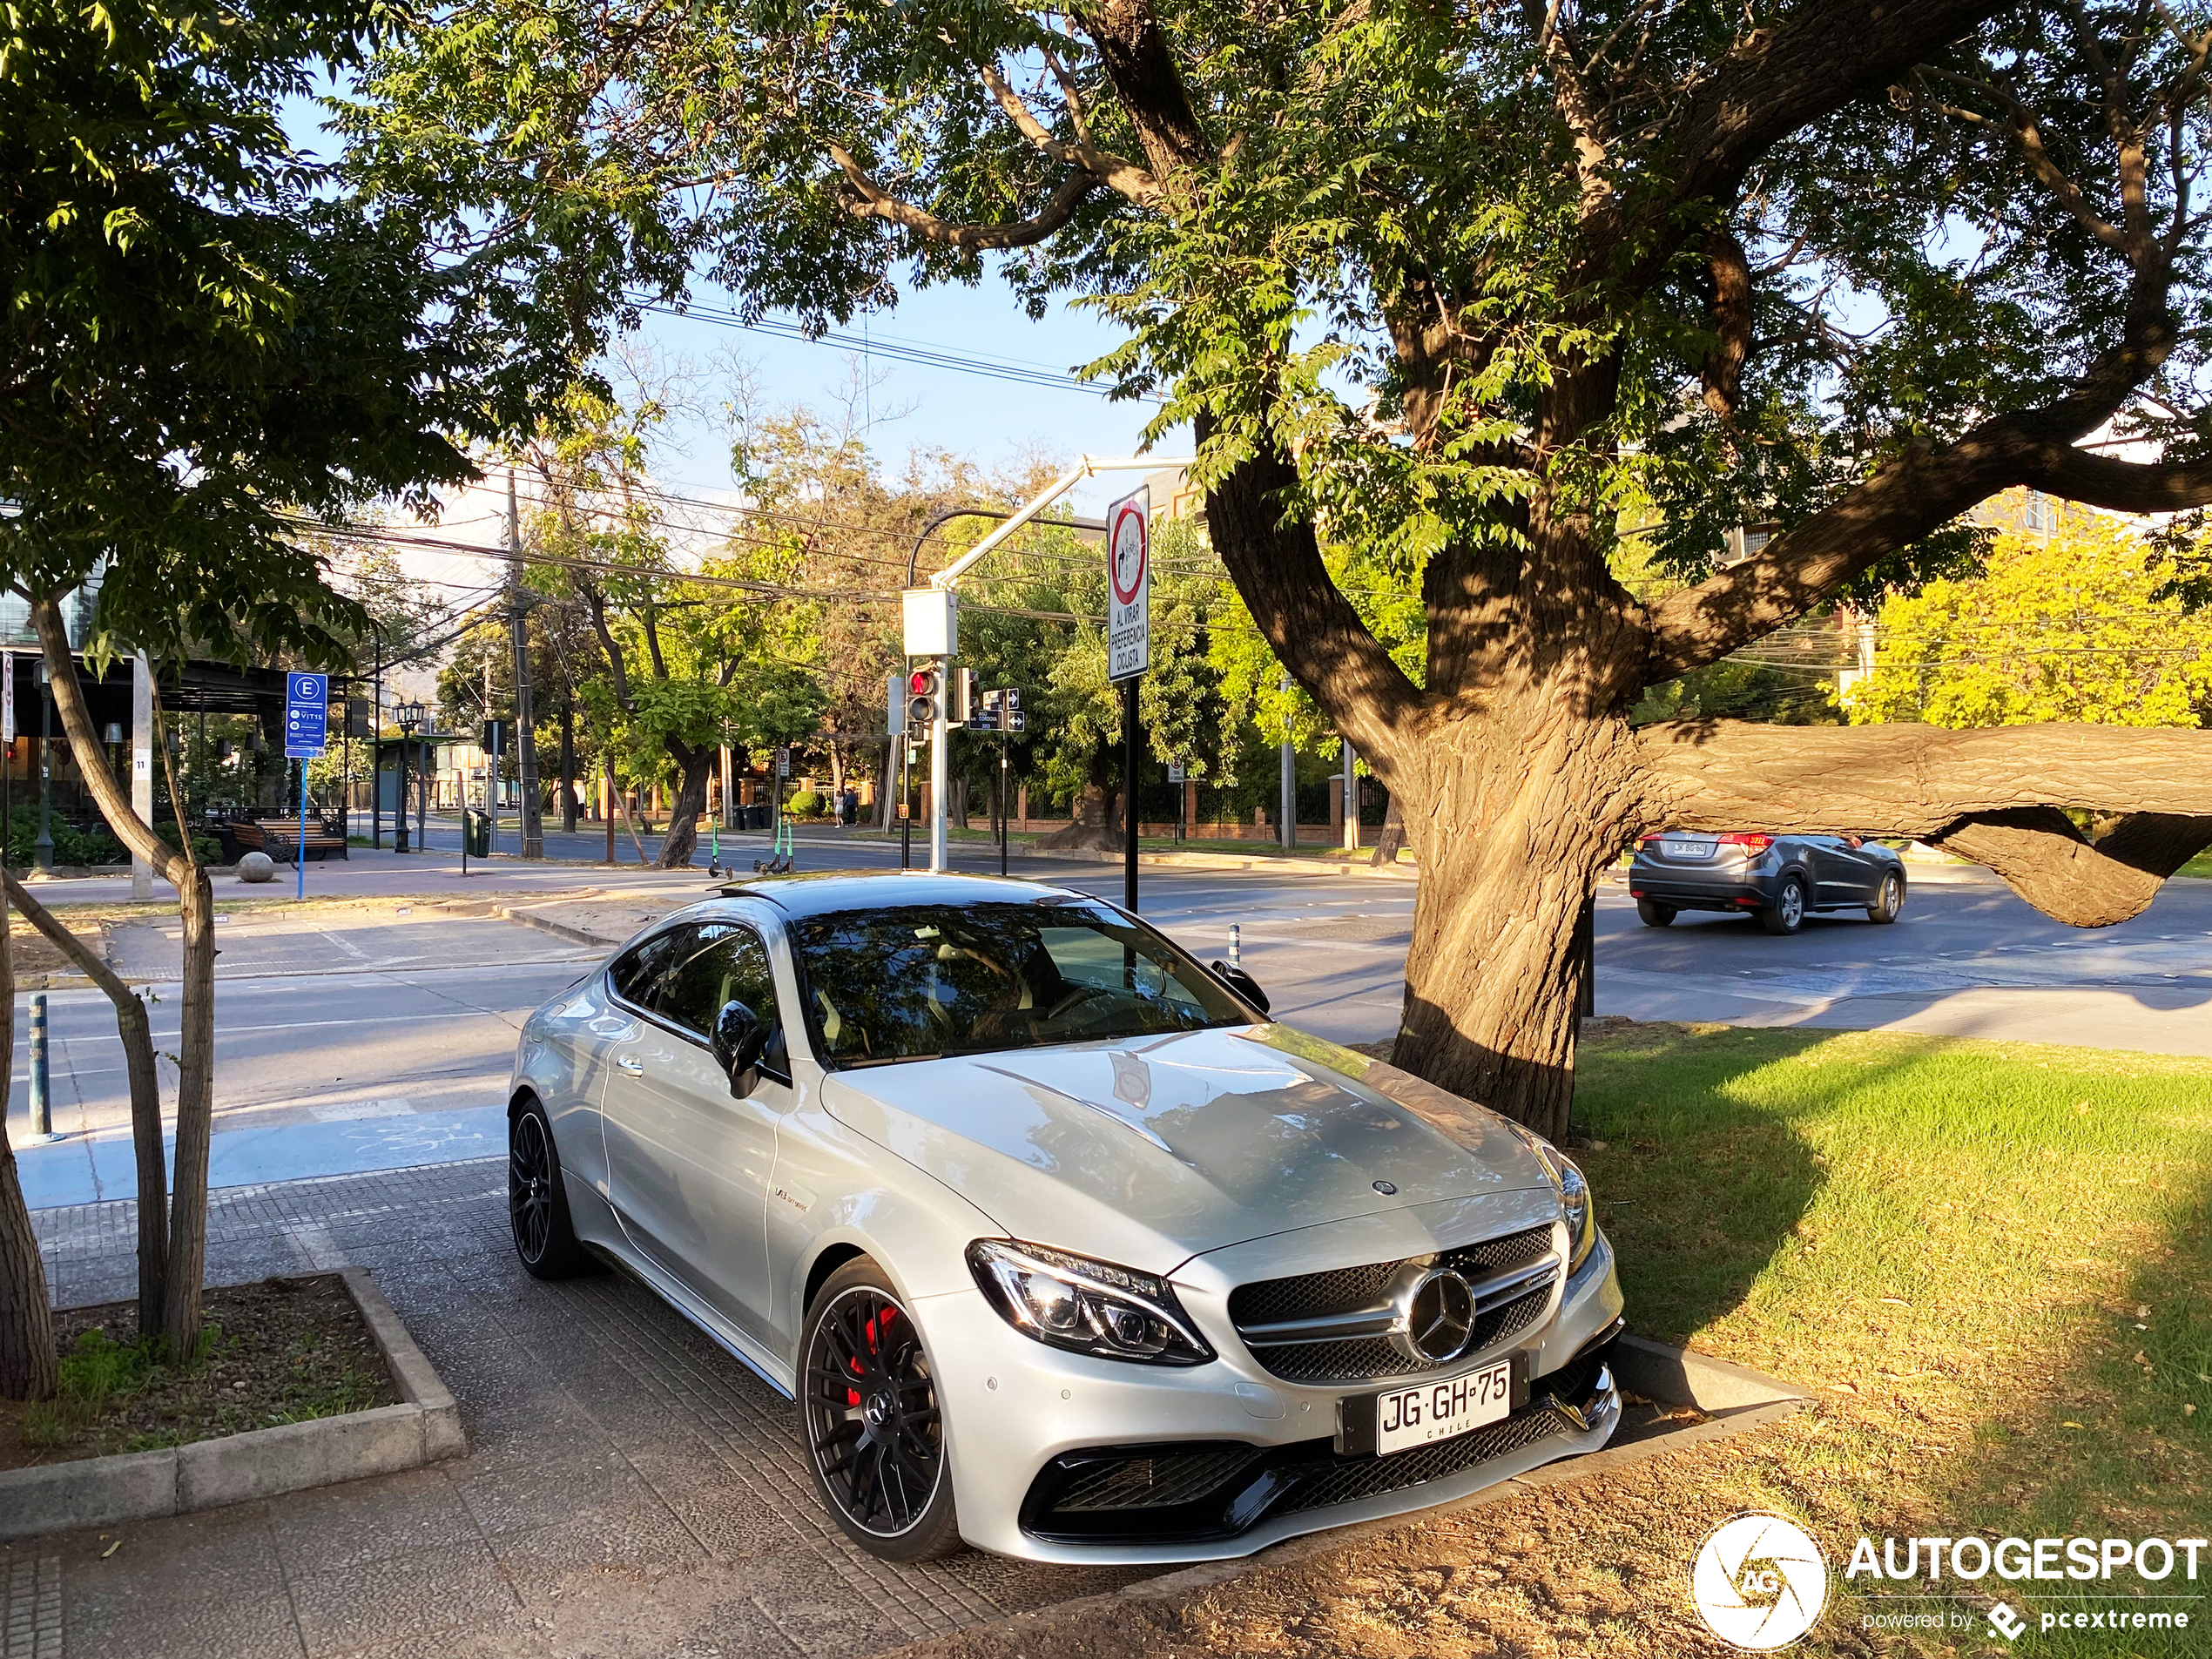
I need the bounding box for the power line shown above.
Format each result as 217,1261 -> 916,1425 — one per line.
634,298 -> 1160,402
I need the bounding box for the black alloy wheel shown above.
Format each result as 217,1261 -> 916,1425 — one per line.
509,1101 -> 593,1278
800,1260 -> 962,1560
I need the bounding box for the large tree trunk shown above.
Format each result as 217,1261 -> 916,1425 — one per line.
3,872 -> 165,1334
1385,704 -> 1637,1143
656,744 -> 714,867
1037,781 -> 1123,851
0,882 -> 57,1401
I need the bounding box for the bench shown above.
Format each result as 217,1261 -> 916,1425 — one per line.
231,816 -> 349,863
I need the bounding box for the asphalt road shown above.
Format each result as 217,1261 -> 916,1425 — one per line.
10,845 -> 2210,1207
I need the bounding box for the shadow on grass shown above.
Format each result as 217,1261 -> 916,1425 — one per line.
1571,1022 -> 1830,1345
1925,1149 -> 2210,1657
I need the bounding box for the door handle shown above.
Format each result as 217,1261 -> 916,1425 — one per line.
616,1055 -> 644,1076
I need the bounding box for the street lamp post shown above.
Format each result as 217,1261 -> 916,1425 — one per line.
394,702 -> 423,853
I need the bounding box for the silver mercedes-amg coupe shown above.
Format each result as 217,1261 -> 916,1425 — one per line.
505,871 -> 1623,1564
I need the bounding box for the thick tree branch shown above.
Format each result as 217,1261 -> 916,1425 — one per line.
1071,0 -> 1215,175
1928,806 -> 2212,926
1659,1 -> 2011,226
1637,718 -> 2212,924
975,63 -> 1159,204
1700,229 -> 1752,417
828,143 -> 1104,251
1197,413 -> 1423,770
1647,257 -> 2182,678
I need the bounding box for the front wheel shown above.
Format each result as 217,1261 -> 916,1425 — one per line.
799,1258 -> 963,1561
1760,874 -> 1808,936
1867,868 -> 1906,924
1635,899 -> 1676,927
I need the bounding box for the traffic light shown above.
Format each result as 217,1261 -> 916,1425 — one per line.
480,718 -> 513,752
949,667 -> 976,725
906,666 -> 941,731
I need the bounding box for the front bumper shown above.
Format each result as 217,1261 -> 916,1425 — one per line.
915,1231 -> 1625,1563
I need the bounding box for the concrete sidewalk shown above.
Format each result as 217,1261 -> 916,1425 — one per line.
9,1161 -> 1153,1659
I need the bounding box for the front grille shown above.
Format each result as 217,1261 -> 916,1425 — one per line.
1021,1342 -> 1612,1545
1251,1285 -> 1549,1384
1227,1223 -> 1557,1386
1053,1448 -> 1263,1512
1273,1403 -> 1575,1514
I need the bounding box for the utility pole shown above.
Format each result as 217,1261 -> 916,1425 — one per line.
1278,679 -> 1296,852
507,470 -> 543,858
1341,738 -> 1359,853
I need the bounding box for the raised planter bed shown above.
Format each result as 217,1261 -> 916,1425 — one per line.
0,1267 -> 462,1540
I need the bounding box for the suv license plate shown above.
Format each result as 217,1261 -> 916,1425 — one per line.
1373,1359 -> 1513,1456
1668,840 -> 1716,859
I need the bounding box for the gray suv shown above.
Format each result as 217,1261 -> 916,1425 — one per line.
1629,832 -> 1906,934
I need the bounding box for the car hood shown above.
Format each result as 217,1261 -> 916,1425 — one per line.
819,1024 -> 1552,1273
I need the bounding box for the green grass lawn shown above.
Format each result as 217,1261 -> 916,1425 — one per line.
1573,1023 -> 2210,1656
2181,850 -> 2212,880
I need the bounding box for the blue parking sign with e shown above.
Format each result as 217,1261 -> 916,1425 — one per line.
285,671 -> 328,759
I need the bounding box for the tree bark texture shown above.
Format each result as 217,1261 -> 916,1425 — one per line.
0,882 -> 57,1401
1,872 -> 165,1333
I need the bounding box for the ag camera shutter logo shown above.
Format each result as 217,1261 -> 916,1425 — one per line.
1690,1513 -> 1829,1649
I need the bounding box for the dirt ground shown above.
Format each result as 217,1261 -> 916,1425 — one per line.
880,1432 -> 1814,1659
0,1274 -> 399,1469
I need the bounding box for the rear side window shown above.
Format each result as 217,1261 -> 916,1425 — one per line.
608,928 -> 684,1008
655,922 -> 784,1046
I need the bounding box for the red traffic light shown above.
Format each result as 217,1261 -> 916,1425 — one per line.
908,669 -> 938,695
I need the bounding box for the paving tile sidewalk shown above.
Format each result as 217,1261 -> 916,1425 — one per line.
7,1161 -> 1151,1659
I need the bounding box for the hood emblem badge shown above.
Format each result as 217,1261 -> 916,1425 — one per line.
1372,1179 -> 1397,1196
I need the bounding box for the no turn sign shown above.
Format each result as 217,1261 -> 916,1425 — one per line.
1107,484 -> 1150,682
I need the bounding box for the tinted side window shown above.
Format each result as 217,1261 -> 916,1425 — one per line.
656,923 -> 783,1046
608,928 -> 684,1008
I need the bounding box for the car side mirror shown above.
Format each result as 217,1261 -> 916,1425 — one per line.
1209,961 -> 1271,1016
711,998 -> 767,1097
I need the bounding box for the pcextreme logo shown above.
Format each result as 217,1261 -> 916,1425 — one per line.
1690,1513 -> 1831,1649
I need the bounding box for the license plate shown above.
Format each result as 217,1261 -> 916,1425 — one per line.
1371,1359 -> 1514,1456
1667,840 -> 1716,859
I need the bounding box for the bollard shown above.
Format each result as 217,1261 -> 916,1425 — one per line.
1229,923 -> 1241,969
29,990 -> 54,1141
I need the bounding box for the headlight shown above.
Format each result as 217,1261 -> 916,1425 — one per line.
1537,1145 -> 1599,1273
967,1239 -> 1214,1366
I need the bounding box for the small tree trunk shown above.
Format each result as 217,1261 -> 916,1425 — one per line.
0,883 -> 57,1401
656,746 -> 714,868
2,872 -> 165,1333
163,864 -> 217,1356
1369,792 -> 1407,866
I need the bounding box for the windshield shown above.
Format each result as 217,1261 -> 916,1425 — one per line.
788,900 -> 1253,1068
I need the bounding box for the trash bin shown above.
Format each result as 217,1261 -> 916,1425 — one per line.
464,810 -> 490,857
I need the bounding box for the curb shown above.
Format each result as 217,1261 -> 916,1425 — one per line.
861,1335 -> 1806,1659
0,1267 -> 464,1541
